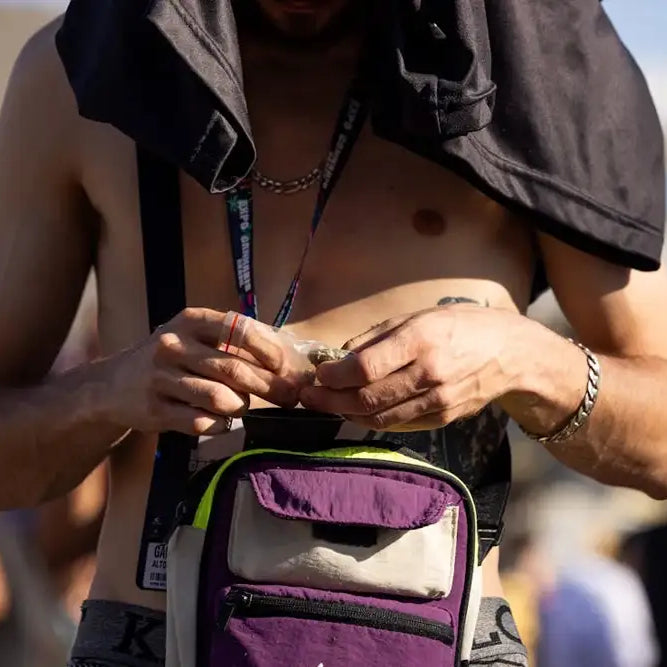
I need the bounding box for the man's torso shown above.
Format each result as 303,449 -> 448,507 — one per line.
39,19 -> 537,611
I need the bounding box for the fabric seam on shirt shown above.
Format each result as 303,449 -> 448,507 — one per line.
190,114 -> 219,163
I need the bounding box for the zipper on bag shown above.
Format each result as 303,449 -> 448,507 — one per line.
217,588 -> 454,646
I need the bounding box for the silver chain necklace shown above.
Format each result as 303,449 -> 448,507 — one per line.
251,163 -> 323,195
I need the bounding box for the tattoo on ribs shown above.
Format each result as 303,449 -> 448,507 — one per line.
437,296 -> 489,307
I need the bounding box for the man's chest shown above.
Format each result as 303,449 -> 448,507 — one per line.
86,127 -> 535,353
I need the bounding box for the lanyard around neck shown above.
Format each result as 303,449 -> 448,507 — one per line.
225,81 -> 368,328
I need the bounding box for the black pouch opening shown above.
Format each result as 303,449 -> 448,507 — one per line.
242,408 -> 345,452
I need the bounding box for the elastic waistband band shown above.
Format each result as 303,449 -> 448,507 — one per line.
68,599 -> 166,667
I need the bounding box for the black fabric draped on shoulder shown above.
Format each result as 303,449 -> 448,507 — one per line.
56,0 -> 665,296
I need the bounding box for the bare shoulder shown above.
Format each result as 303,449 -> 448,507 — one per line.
0,16 -> 97,385
537,232 -> 667,356
10,15 -> 69,102
2,15 -> 81,174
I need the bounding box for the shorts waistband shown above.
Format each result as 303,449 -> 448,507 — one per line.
68,599 -> 166,667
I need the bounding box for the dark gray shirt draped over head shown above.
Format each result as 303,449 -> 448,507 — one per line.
56,0 -> 665,290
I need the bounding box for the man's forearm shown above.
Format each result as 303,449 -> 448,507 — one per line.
0,361 -> 127,509
502,322 -> 667,499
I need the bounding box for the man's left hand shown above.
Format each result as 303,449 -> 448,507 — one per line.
299,304 -> 528,431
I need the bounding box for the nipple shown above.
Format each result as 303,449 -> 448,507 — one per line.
412,208 -> 447,236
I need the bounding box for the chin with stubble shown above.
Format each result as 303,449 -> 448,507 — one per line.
234,0 -> 367,45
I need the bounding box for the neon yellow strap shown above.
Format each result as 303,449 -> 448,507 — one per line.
193,447 -> 473,528
192,447 -> 404,529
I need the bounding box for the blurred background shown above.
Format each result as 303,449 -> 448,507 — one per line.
0,0 -> 666,665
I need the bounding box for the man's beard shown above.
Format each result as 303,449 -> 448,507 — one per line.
233,0 -> 370,51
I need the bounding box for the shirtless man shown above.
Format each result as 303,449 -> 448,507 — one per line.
0,1 -> 665,666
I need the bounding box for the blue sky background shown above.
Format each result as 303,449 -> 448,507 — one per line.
604,0 -> 666,62
604,0 -> 667,121
1,0 -> 666,121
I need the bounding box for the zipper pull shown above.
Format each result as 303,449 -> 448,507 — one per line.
217,590 -> 253,631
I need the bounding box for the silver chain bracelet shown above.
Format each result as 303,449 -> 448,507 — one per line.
520,339 -> 601,444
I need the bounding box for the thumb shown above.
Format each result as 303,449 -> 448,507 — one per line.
343,315 -> 409,352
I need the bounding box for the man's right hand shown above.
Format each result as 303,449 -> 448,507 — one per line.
97,308 -> 298,436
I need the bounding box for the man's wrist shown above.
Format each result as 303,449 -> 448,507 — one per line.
499,320 -> 590,437
520,340 -> 600,443
53,357 -> 126,432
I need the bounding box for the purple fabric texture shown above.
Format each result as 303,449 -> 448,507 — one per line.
215,615 -> 451,666
250,468 -> 450,529
197,457 -> 473,666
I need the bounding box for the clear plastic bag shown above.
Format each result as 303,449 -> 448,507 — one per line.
219,311 -> 351,386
